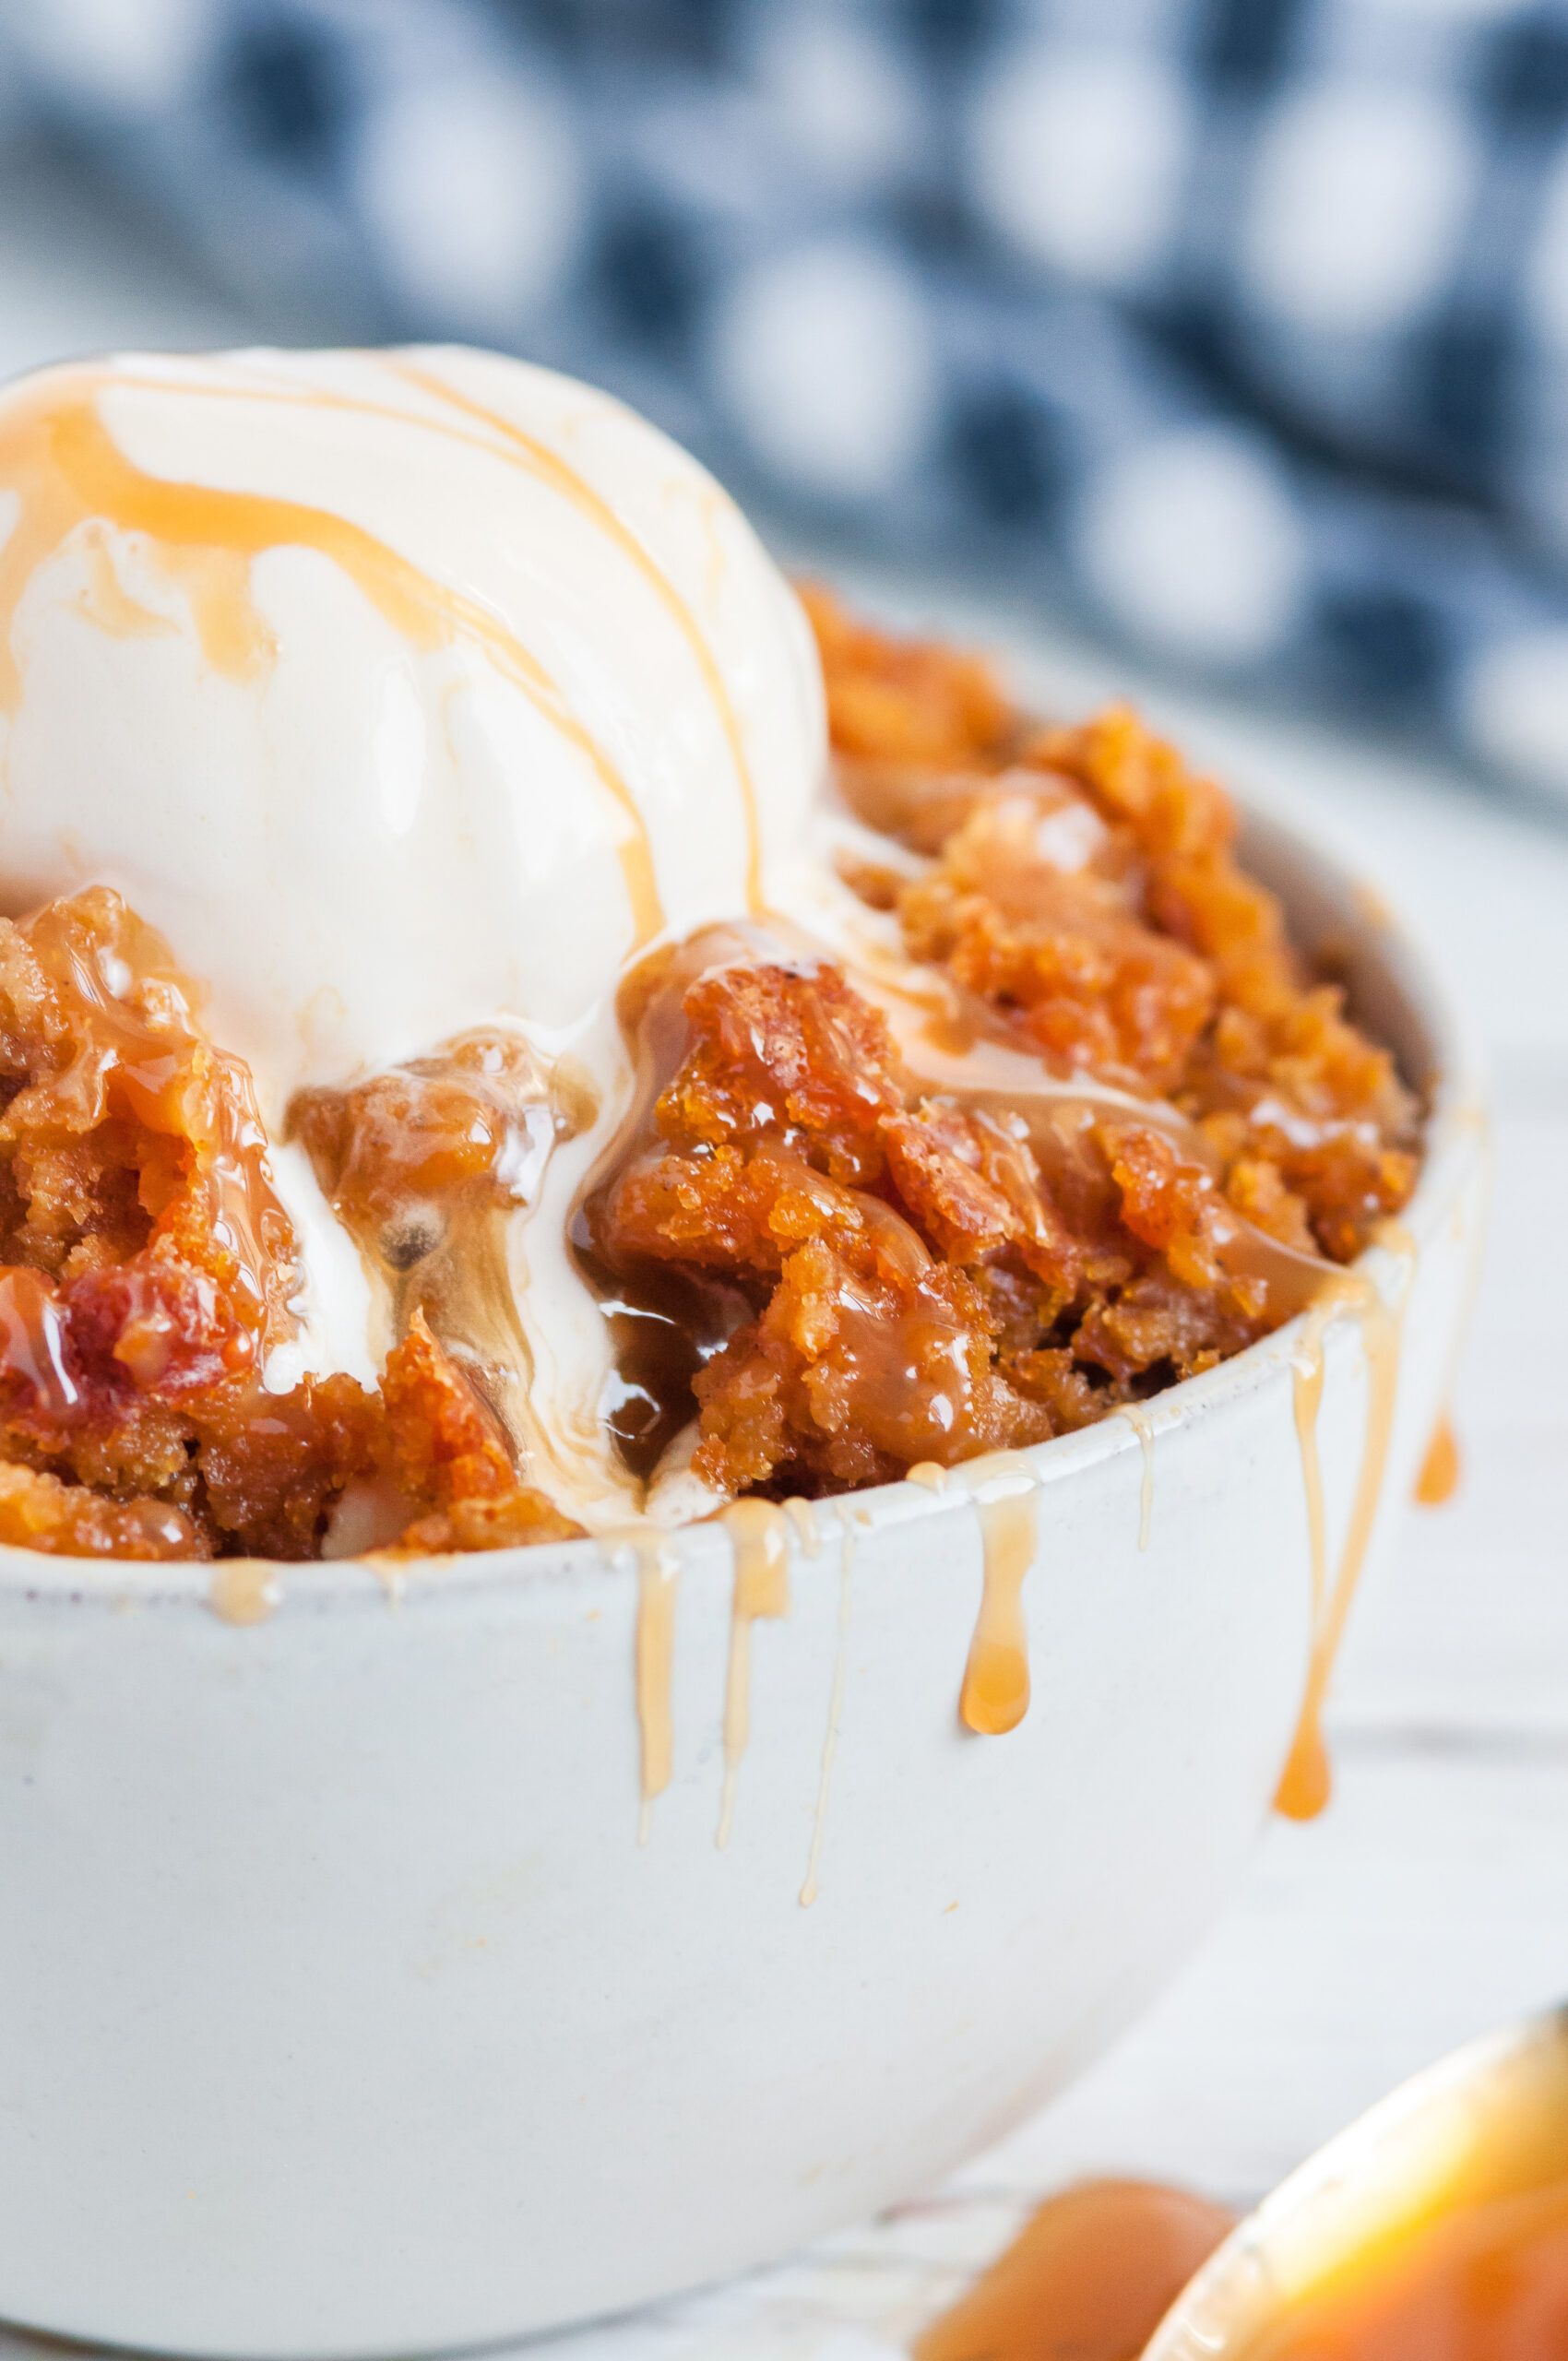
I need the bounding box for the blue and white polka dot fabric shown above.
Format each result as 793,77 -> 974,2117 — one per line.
6,0 -> 1568,801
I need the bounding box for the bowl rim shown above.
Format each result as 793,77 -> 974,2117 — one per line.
0,784 -> 1487,1610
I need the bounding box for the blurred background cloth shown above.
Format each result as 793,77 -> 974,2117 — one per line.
3,0 -> 1567,804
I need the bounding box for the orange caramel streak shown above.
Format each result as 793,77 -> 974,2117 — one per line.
715,1498 -> 791,1847
604,1522 -> 681,1837
0,366 -> 663,943
920,2168 -> 1568,2361
917,2180 -> 1237,2361
958,1462 -> 1039,1738
394,361 -> 767,915
1275,1229 -> 1413,1822
1415,1413 -> 1459,1506
909,1458 -> 1041,1740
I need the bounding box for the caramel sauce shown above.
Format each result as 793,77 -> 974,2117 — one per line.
916,2179 -> 1236,2361
0,1268 -> 82,1418
799,1506 -> 856,1908
587,1254 -> 748,1482
716,1498 -> 791,1847
392,361 -> 767,914
869,975 -> 1331,1325
1287,1287 -> 1337,1679
1276,1224 -> 1415,1821
73,524 -> 179,641
784,1495 -> 823,1557
575,924 -> 790,1478
587,925 -> 1337,1516
367,1548 -> 410,1608
1118,1406 -> 1157,1551
909,1454 -> 1041,1736
208,1560 -> 281,1626
291,1032 -> 593,1470
873,980 -> 1195,1139
1416,1413 -> 1460,1506
0,364 -> 664,942
614,1524 -> 680,1843
290,1031 -> 576,1243
950,1452 -> 1040,1738
816,967 -> 1334,1330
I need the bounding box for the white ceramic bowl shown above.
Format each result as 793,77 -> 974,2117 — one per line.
0,804 -> 1485,2359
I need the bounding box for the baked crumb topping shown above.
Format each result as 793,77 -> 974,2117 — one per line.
0,594 -> 1420,1558
0,891 -> 579,1560
584,593 -> 1420,1501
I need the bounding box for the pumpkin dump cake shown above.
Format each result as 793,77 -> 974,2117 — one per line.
0,350 -> 1419,1562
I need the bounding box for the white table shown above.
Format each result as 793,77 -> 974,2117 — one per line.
1,162 -> 1564,2361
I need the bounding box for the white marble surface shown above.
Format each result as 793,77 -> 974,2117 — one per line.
1,163 -> 1565,2361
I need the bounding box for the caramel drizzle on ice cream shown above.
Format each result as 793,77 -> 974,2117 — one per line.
392,360 -> 768,916
0,364 -> 666,944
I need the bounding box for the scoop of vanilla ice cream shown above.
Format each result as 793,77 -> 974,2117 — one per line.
0,346 -> 827,1525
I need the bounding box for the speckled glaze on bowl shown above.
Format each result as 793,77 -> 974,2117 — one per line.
0,803 -> 1485,2359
